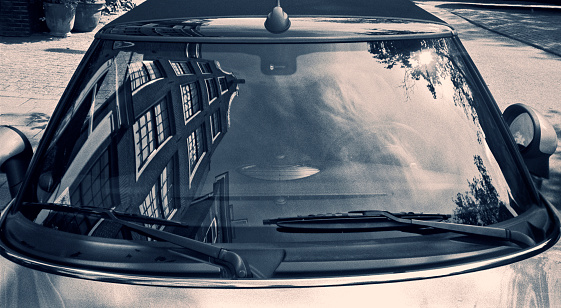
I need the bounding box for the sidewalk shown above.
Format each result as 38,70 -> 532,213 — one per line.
0,9 -> 131,206
0,13 -> 125,146
428,1 -> 561,57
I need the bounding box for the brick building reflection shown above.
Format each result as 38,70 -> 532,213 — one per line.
39,42 -> 239,243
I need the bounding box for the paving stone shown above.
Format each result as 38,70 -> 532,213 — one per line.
448,5 -> 561,56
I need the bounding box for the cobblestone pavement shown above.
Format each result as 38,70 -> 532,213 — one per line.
0,11 -> 127,206
1,1 -> 561,206
436,2 -> 561,56
0,13 -> 122,148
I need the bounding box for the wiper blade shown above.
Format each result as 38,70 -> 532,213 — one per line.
25,203 -> 251,279
27,202 -> 190,227
264,210 -> 535,247
264,211 -> 450,228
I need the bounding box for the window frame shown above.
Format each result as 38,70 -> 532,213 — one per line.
128,61 -> 164,92
180,82 -> 202,124
133,98 -> 173,176
205,78 -> 218,103
187,125 -> 207,185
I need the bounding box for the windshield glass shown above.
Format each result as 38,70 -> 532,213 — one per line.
18,37 -> 535,245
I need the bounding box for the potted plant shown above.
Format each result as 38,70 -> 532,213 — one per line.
73,0 -> 106,32
43,0 -> 78,37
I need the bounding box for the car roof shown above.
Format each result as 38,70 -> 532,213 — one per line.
108,0 -> 445,26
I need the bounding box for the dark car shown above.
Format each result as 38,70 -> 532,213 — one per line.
0,0 -> 559,306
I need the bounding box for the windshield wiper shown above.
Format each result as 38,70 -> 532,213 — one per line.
24,202 -> 251,279
264,210 -> 535,247
264,211 -> 450,228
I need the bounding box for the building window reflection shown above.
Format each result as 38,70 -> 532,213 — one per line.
210,110 -> 221,140
205,78 -> 218,102
71,149 -> 113,209
133,112 -> 155,168
139,160 -> 175,223
218,76 -> 228,93
154,102 -> 170,145
180,82 -> 201,123
140,185 -> 160,221
42,148 -> 114,236
128,61 -> 163,91
133,98 -> 171,171
187,125 -> 205,176
170,61 -> 194,76
203,218 -> 218,244
198,62 -> 212,74
160,163 -> 173,218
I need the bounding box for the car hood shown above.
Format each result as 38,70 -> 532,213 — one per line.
98,17 -> 454,43
1,243 -> 560,307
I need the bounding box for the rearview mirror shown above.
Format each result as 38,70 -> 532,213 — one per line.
0,126 -> 33,198
503,104 -> 558,179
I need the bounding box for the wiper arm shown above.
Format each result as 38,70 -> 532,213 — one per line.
264,210 -> 535,247
102,210 -> 251,279
362,211 -> 535,247
25,203 -> 251,279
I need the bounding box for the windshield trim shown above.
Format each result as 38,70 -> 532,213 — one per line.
97,32 -> 455,44
97,16 -> 455,43
0,230 -> 556,288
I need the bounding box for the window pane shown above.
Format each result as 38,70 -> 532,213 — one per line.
205,78 -> 218,102
187,126 -> 205,174
144,61 -> 162,80
210,110 -> 220,138
134,112 -> 155,168
154,100 -> 170,145
128,62 -> 150,91
181,83 -> 200,122
171,61 -> 194,75
198,62 -> 212,74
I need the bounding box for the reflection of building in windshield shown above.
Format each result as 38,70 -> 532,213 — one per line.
39,43 -> 239,242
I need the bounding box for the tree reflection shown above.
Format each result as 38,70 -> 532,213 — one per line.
369,39 -> 484,143
452,155 -> 511,226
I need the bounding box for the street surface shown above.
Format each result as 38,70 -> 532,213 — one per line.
417,1 -> 561,209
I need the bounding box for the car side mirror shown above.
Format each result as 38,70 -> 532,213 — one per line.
0,126 -> 33,198
503,104 -> 558,179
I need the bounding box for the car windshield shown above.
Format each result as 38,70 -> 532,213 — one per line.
17,37 -> 536,245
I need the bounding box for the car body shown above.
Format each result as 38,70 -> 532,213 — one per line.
0,0 -> 559,306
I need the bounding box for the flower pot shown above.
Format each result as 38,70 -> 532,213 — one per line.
73,2 -> 105,32
43,3 -> 77,37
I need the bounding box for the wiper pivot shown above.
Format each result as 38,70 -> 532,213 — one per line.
103,211 -> 251,279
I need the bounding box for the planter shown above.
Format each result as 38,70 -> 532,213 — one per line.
43,3 -> 77,37
73,2 -> 106,32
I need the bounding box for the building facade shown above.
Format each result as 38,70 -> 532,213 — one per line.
38,41 -> 239,243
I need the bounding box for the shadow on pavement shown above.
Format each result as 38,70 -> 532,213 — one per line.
45,48 -> 87,54
437,3 -> 561,57
0,34 -> 67,44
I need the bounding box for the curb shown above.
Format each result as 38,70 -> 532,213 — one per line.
451,11 -> 561,58
458,2 -> 561,11
445,5 -> 561,58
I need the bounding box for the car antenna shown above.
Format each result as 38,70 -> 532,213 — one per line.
265,0 -> 291,34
